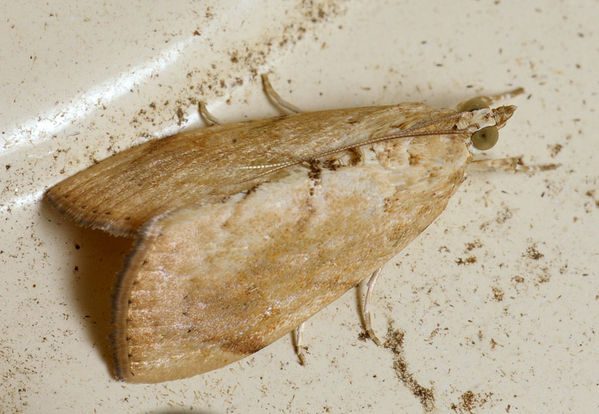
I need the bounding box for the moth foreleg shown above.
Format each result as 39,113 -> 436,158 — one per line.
198,101 -> 222,126
468,157 -> 559,174
362,268 -> 383,346
483,87 -> 525,105
261,73 -> 302,114
457,87 -> 524,112
292,322 -> 308,365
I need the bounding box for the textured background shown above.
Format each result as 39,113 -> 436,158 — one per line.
1,0 -> 597,412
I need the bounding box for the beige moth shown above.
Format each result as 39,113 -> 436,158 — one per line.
46,75 -> 523,383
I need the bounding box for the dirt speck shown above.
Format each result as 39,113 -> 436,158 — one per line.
539,163 -> 560,171
492,286 -> 504,301
548,143 -> 563,157
585,190 -> 599,208
175,107 -> 186,126
438,245 -> 450,253
490,338 -> 499,349
464,240 -> 482,252
383,322 -> 435,412
512,275 -> 525,284
536,267 -> 551,284
495,206 -> 513,224
525,244 -> 544,260
450,390 -> 493,413
456,256 -> 477,265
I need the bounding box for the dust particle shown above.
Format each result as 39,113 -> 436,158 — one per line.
585,190 -> 599,208
491,286 -> 504,301
451,390 -> 493,413
495,206 -> 513,224
549,143 -> 563,158
538,163 -> 559,171
525,244 -> 544,260
455,256 -> 477,265
490,338 -> 498,349
175,107 -> 186,126
383,322 -> 435,412
464,240 -> 482,252
536,267 -> 551,284
512,275 -> 524,283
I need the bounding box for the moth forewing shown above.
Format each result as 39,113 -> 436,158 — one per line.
44,104 -> 507,237
112,105 -> 516,383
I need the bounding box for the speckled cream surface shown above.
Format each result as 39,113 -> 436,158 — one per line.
1,1 -> 597,412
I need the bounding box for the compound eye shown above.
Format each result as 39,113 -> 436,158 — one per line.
471,126 -> 499,150
457,97 -> 490,112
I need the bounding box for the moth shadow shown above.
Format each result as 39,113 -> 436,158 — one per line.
41,199 -> 134,376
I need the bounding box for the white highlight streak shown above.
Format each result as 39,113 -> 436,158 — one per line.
2,37 -> 194,155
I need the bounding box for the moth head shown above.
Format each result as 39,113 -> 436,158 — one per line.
458,96 -> 517,151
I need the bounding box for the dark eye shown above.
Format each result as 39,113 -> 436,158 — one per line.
471,126 -> 499,150
457,97 -> 490,112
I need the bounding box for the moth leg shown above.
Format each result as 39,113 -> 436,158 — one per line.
362,268 -> 383,346
457,87 -> 524,112
198,102 -> 222,126
261,73 -> 302,114
469,157 -> 559,173
292,322 -> 308,365
484,87 -> 525,105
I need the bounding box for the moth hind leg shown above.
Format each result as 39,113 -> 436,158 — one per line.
361,268 -> 383,346
198,101 -> 222,126
291,267 -> 384,366
261,73 -> 302,114
292,322 -> 308,365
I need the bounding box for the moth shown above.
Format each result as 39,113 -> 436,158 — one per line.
46,75 -> 525,383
